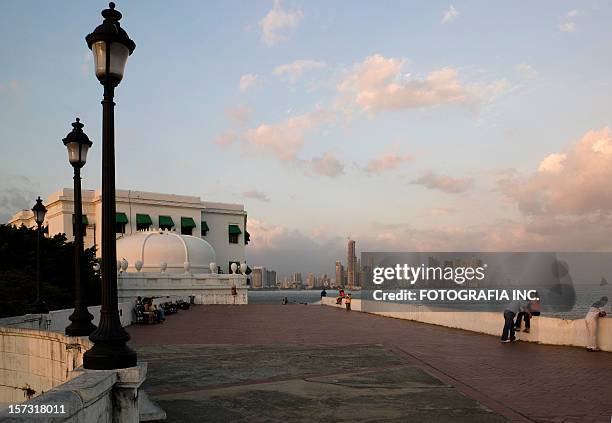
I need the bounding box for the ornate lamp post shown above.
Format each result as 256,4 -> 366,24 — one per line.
32,197 -> 48,313
64,118 -> 97,337
83,2 -> 136,369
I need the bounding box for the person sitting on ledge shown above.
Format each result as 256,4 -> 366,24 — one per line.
336,295 -> 342,305
153,304 -> 165,323
514,297 -> 541,333
585,296 -> 608,352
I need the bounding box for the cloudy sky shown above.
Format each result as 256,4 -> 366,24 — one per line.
2,1 -> 612,277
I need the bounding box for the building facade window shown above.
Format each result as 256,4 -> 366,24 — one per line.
159,215 -> 174,231
136,214 -> 152,231
180,217 -> 196,236
116,212 -> 128,234
228,224 -> 241,244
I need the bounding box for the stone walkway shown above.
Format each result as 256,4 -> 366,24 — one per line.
128,304 -> 612,423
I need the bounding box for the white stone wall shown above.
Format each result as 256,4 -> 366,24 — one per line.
0,303 -> 133,333
322,297 -> 612,352
118,272 -> 249,305
0,328 -> 92,409
201,206 -> 247,274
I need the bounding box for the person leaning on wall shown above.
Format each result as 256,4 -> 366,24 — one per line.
585,296 -> 608,352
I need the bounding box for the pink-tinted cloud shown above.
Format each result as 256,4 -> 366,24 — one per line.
226,105 -> 251,126
244,109 -> 335,161
243,190 -> 270,202
214,129 -> 238,146
310,152 -> 344,177
500,127 -> 612,216
364,152 -> 414,173
259,0 -> 303,46
337,55 -> 504,114
413,171 -> 472,194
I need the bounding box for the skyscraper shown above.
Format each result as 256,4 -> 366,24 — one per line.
347,239 -> 356,288
335,260 -> 344,287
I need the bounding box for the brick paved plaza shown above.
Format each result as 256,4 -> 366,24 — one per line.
128,305 -> 612,422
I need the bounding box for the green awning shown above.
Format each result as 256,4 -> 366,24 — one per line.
228,224 -> 242,235
136,214 -> 152,225
159,216 -> 174,227
201,221 -> 210,232
116,212 -> 129,224
72,215 -> 89,225
181,217 -> 196,229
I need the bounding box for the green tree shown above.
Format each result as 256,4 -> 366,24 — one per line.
0,224 -> 101,318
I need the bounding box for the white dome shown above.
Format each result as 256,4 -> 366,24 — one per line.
116,230 -> 216,274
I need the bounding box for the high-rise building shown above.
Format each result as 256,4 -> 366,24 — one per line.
251,267 -> 264,288
335,260 -> 344,287
266,270 -> 277,288
347,239 -> 357,287
306,273 -> 315,289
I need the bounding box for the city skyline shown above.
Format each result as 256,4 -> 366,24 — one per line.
2,1 -> 612,278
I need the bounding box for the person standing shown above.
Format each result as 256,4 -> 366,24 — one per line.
501,300 -> 526,343
345,293 -> 352,311
585,296 -> 608,351
320,288 -> 327,303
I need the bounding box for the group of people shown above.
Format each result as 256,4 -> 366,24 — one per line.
329,288 -> 352,311
501,295 -> 609,351
135,296 -> 166,323
501,298 -> 540,343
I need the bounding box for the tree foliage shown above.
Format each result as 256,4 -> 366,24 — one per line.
0,224 -> 101,318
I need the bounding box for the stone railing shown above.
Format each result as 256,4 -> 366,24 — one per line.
0,328 -> 163,422
322,297 -> 612,352
0,302 -> 134,333
0,328 -> 92,409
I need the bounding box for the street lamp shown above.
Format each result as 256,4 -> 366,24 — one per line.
32,197 -> 48,313
83,2 -> 136,370
64,118 -> 97,337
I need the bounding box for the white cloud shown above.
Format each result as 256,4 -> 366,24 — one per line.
559,21 -> 576,32
337,54 -> 502,114
273,59 -> 326,83
413,171 -> 472,194
442,5 -> 459,23
310,152 -> 344,177
567,10 -> 582,18
239,74 -> 259,92
259,0 -> 303,46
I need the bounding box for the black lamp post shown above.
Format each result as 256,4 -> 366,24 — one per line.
32,197 -> 48,313
83,2 -> 136,370
64,118 -> 97,337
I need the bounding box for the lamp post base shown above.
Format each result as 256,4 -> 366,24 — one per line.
65,308 -> 97,337
83,341 -> 137,370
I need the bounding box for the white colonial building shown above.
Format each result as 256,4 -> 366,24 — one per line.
8,188 -> 249,274
115,230 -> 248,305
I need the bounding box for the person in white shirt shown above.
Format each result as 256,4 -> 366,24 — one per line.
585,296 -> 608,351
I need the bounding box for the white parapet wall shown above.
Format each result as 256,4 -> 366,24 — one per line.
0,302 -> 134,333
118,272 -> 249,305
0,327 -> 92,408
322,297 -> 612,352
